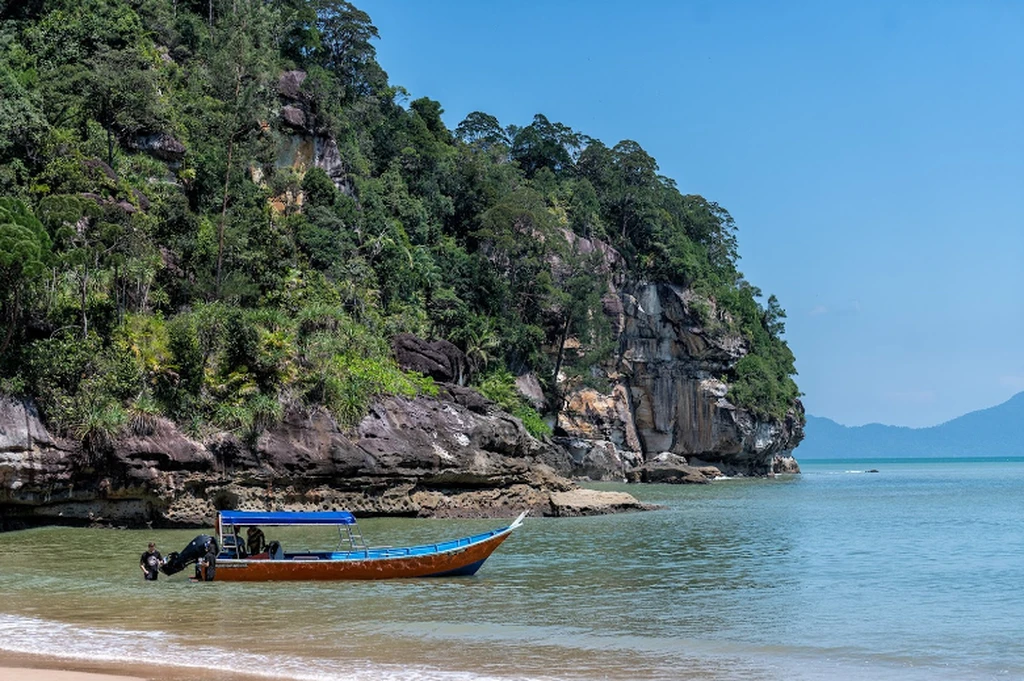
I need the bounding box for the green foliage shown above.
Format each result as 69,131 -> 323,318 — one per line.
0,199 -> 52,357
509,114 -> 584,178
476,369 -> 551,438
728,352 -> 800,421
0,0 -> 800,447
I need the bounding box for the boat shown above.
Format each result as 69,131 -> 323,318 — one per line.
160,510 -> 527,581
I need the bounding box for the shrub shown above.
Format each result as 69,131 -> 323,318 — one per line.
476,369 -> 551,438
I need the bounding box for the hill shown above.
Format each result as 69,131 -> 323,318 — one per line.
0,0 -> 800,444
798,392 -> 1024,459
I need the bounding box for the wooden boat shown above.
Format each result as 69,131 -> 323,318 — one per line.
161,510 -> 526,581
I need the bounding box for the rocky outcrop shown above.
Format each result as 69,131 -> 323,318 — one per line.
0,394 -> 651,530
277,70 -> 307,100
130,132 -> 186,162
392,333 -> 467,385
273,69 -> 351,194
625,452 -> 724,484
556,282 -> 803,480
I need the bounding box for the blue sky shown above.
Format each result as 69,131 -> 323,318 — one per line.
360,1 -> 1024,428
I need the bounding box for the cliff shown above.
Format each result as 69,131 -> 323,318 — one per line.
0,277 -> 803,529
0,392 -> 649,531
554,281 -> 803,481
0,50 -> 804,531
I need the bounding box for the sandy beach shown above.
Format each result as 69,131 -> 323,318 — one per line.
0,652 -> 291,681
0,652 -> 148,681
0,670 -> 144,681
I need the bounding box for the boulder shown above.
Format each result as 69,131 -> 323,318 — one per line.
625,452 -> 722,484
549,488 -> 657,516
131,132 -> 186,161
83,158 -> 117,182
514,373 -> 546,411
392,333 -> 468,385
277,70 -> 307,100
281,105 -> 306,129
553,436 -> 642,481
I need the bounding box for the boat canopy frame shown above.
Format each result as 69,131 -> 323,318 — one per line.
218,510 -> 357,526
217,510 -> 368,558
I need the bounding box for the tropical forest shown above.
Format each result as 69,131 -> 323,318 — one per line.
0,0 -> 799,449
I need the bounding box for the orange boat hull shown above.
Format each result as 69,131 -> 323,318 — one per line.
212,530 -> 512,581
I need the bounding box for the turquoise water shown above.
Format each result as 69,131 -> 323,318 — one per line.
1,458 -> 1022,680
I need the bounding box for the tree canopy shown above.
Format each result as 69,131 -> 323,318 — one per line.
0,0 -> 800,441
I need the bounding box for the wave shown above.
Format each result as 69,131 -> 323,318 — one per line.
0,613 -> 525,681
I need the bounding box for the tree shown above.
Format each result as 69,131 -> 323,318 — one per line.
764,294 -> 787,338
510,114 -> 584,178
410,97 -> 448,140
313,0 -> 386,99
548,244 -> 609,389
85,46 -> 163,167
206,0 -> 277,299
0,59 -> 48,188
476,187 -> 557,323
0,198 -> 51,357
672,194 -> 739,275
607,140 -> 659,246
455,111 -> 509,152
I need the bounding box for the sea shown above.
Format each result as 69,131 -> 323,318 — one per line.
1,458 -> 1022,681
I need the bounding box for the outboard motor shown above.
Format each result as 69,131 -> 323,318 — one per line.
160,534 -> 217,576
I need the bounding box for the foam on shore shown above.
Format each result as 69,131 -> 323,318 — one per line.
0,614 -> 517,681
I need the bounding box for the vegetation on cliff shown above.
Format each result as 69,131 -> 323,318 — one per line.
0,0 -> 800,444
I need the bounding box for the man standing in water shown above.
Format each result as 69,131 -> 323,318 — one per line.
192,540 -> 217,581
140,542 -> 161,581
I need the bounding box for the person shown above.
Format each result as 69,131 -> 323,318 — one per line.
139,542 -> 161,581
192,540 -> 218,582
246,525 -> 266,555
230,526 -> 247,557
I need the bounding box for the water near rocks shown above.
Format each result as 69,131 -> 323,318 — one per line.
1,458 -> 1021,681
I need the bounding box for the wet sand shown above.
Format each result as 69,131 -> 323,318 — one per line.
0,669 -> 144,681
0,651 -> 292,681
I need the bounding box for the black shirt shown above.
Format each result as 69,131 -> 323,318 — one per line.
140,550 -> 162,580
201,547 -> 217,581
246,527 -> 266,555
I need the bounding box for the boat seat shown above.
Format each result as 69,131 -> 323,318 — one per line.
221,534 -> 247,558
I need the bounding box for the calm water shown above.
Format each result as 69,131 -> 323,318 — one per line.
1,458 -> 1022,681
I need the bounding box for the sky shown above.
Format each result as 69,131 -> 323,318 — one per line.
359,0 -> 1024,428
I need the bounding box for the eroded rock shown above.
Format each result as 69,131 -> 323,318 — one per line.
392,333 -> 467,385
131,132 -> 186,161
558,282 -> 803,480
0,391 -> 649,529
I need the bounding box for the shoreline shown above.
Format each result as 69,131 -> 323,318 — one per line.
0,651 -> 296,681
0,652 -> 149,681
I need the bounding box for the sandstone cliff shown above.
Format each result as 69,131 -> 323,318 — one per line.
553,281 -> 803,481
0,391 -> 649,531
266,74 -> 804,486
0,70 -> 803,530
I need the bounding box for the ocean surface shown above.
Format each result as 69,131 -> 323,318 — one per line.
1,458 -> 1022,681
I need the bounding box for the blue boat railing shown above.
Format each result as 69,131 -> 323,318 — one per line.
219,510 -> 526,562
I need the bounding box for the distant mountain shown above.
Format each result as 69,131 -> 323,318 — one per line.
797,392 -> 1024,459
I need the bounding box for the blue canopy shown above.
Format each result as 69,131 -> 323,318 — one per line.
219,510 -> 356,526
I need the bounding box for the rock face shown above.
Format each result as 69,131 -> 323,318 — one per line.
0,394 -> 651,530
391,333 -> 467,385
273,69 -> 351,194
625,452 -> 724,484
130,132 -> 186,162
556,282 -> 804,480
